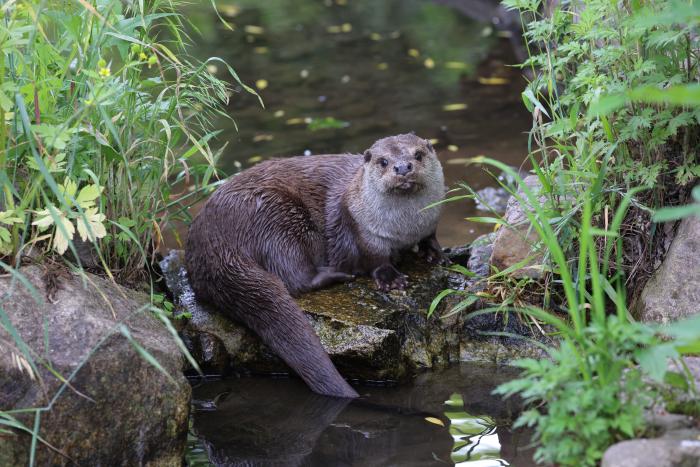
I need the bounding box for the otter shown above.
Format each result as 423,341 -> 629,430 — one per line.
185,134 -> 446,398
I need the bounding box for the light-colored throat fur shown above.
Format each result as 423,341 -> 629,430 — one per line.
348,167 -> 445,257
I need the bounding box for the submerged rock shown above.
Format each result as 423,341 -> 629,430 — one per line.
635,215 -> 700,324
0,265 -> 190,466
160,248 -> 546,381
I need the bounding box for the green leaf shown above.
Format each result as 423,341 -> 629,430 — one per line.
637,343 -> 678,381
76,184 -> 102,207
427,289 -> 456,318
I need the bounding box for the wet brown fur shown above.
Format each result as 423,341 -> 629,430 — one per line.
185,134 -> 445,398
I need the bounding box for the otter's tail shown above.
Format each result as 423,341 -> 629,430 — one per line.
200,257 -> 359,399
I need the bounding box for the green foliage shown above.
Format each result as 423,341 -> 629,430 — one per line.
435,0 -> 700,463
442,159 -> 699,466
0,0 -> 253,281
496,316 -> 656,466
0,0 -> 238,460
503,0 -> 698,207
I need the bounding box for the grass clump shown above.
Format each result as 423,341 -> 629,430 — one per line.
1,0 -> 252,283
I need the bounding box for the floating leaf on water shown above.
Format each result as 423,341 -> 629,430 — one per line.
273,110 -> 285,118
445,61 -> 468,70
326,25 -> 342,33
424,58 -> 435,69
429,138 -> 439,146
340,75 -> 351,84
336,0 -> 347,5
286,118 -> 305,125
445,393 -> 464,407
247,155 -> 263,163
425,417 -> 445,427
408,48 -> 420,58
218,4 -> 240,17
377,62 -> 388,70
389,31 -> 401,39
253,134 -> 274,142
447,145 -> 459,152
254,47 -> 269,54
442,103 -> 468,111
478,76 -> 509,85
481,26 -> 493,37
341,23 -> 352,32
244,25 -> 265,35
370,32 -> 382,41
300,69 -> 310,79
307,116 -> 349,131
206,64 -> 218,75
255,79 -> 268,90
497,30 -> 513,38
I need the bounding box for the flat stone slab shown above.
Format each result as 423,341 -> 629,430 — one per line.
161,248 -> 547,381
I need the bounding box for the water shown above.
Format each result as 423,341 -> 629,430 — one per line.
189,364 -> 535,466
179,0 -> 530,248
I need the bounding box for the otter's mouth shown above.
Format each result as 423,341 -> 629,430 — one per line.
390,179 -> 422,194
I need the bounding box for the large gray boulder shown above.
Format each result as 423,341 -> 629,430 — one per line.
0,265 -> 190,466
635,215 -> 700,323
160,246 -> 547,381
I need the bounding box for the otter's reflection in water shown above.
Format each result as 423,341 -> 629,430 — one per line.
190,364 -> 535,466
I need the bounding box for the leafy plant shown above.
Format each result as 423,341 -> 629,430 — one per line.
1,0 -> 256,281
498,0 -> 699,294
449,159 -> 700,467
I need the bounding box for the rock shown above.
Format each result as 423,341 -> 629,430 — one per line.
160,249 -> 546,381
475,186 -> 510,214
664,357 -> 700,418
635,215 -> 700,324
602,429 -> 700,467
489,175 -> 546,279
467,232 -> 496,279
0,265 -> 190,466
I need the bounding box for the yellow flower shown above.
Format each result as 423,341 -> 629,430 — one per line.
139,52 -> 147,61
99,67 -> 111,77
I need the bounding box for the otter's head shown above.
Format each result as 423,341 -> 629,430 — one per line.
363,133 -> 443,195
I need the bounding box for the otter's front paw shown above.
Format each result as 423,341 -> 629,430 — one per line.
372,263 -> 408,291
418,235 -> 451,266
422,246 -> 451,266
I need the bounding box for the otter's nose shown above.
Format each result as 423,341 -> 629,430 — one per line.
393,162 -> 413,176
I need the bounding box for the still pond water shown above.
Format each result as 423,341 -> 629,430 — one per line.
182,1 -> 532,465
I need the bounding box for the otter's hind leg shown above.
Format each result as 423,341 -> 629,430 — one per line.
257,199 -> 347,295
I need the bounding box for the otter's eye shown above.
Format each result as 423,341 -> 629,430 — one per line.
378,158 -> 388,167
414,150 -> 424,161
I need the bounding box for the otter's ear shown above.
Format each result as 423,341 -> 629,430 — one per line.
364,150 -> 372,163
425,139 -> 434,152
